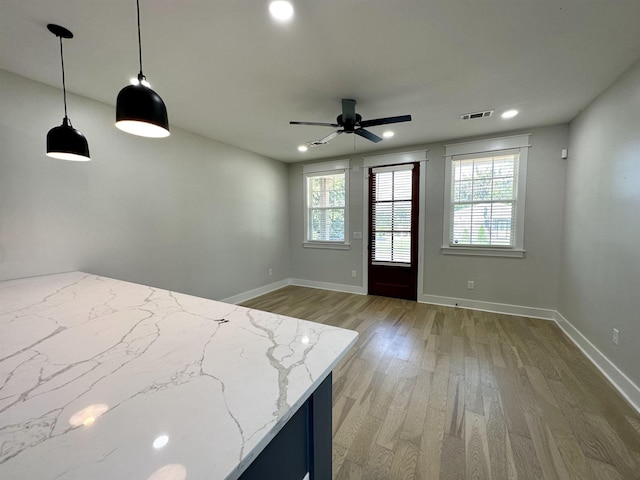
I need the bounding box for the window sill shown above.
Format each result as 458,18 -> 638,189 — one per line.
303,242 -> 351,250
441,246 -> 525,258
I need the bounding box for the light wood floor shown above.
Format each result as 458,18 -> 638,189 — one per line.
242,286 -> 640,479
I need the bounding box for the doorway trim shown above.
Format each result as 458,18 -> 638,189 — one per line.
362,150 -> 428,299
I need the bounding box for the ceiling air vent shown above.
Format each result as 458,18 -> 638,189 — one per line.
461,110 -> 494,120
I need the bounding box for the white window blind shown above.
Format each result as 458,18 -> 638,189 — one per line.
371,165 -> 413,263
306,171 -> 346,242
450,153 -> 519,247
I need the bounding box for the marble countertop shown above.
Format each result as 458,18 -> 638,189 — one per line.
0,272 -> 358,479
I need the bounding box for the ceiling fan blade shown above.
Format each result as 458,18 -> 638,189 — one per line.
355,128 -> 383,143
341,99 -> 357,123
290,121 -> 340,127
359,114 -> 412,128
312,130 -> 344,145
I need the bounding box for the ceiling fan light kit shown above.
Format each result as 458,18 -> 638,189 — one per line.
115,0 -> 170,138
46,24 -> 91,162
290,99 -> 411,147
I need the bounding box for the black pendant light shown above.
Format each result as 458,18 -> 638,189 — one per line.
46,24 -> 90,161
115,0 -> 169,138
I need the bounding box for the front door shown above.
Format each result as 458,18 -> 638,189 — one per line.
367,163 -> 419,300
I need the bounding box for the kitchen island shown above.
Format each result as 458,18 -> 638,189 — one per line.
0,272 -> 358,479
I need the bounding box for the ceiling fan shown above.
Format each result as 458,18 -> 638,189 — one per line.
290,99 -> 412,146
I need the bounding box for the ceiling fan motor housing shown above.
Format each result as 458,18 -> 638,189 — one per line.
337,113 -> 362,133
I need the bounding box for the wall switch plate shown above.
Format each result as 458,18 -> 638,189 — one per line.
613,328 -> 620,345
351,270 -> 357,278
467,280 -> 475,290
268,269 -> 273,277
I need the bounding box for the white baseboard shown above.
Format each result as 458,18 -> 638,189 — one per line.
221,278 -> 366,304
221,279 -> 291,304
289,278 -> 366,295
228,282 -> 554,319
223,280 -> 639,414
419,294 -> 556,321
554,311 -> 640,414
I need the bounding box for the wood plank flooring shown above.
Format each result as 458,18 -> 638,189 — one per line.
242,286 -> 640,479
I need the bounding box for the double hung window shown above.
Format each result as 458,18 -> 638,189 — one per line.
303,160 -> 350,248
443,134 -> 530,257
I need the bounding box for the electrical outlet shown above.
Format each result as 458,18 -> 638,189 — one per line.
467,280 -> 475,290
268,268 -> 273,277
613,328 -> 620,345
351,270 -> 357,278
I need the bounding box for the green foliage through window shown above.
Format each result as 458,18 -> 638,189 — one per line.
307,172 -> 346,242
451,154 -> 518,246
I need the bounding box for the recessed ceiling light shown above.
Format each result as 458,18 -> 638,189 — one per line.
383,131 -> 395,138
153,435 -> 170,449
501,109 -> 519,119
298,145 -> 308,152
269,1 -> 294,21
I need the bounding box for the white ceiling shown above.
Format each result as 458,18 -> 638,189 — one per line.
2,0 -> 640,163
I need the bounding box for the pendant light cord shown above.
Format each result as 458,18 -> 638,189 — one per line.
136,0 -> 144,78
58,36 -> 68,120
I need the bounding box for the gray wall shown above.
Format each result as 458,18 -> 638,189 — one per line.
288,161 -> 364,288
425,126 -> 568,309
289,125 -> 568,310
0,69 -> 290,300
559,60 -> 640,386
3,61 -> 638,393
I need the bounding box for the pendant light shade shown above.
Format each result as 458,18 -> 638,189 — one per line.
115,0 -> 169,138
116,77 -> 169,138
46,24 -> 90,161
47,118 -> 90,161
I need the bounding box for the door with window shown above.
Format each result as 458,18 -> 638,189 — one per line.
368,163 -> 419,300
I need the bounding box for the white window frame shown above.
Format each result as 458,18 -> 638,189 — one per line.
442,134 -> 530,258
303,159 -> 350,250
